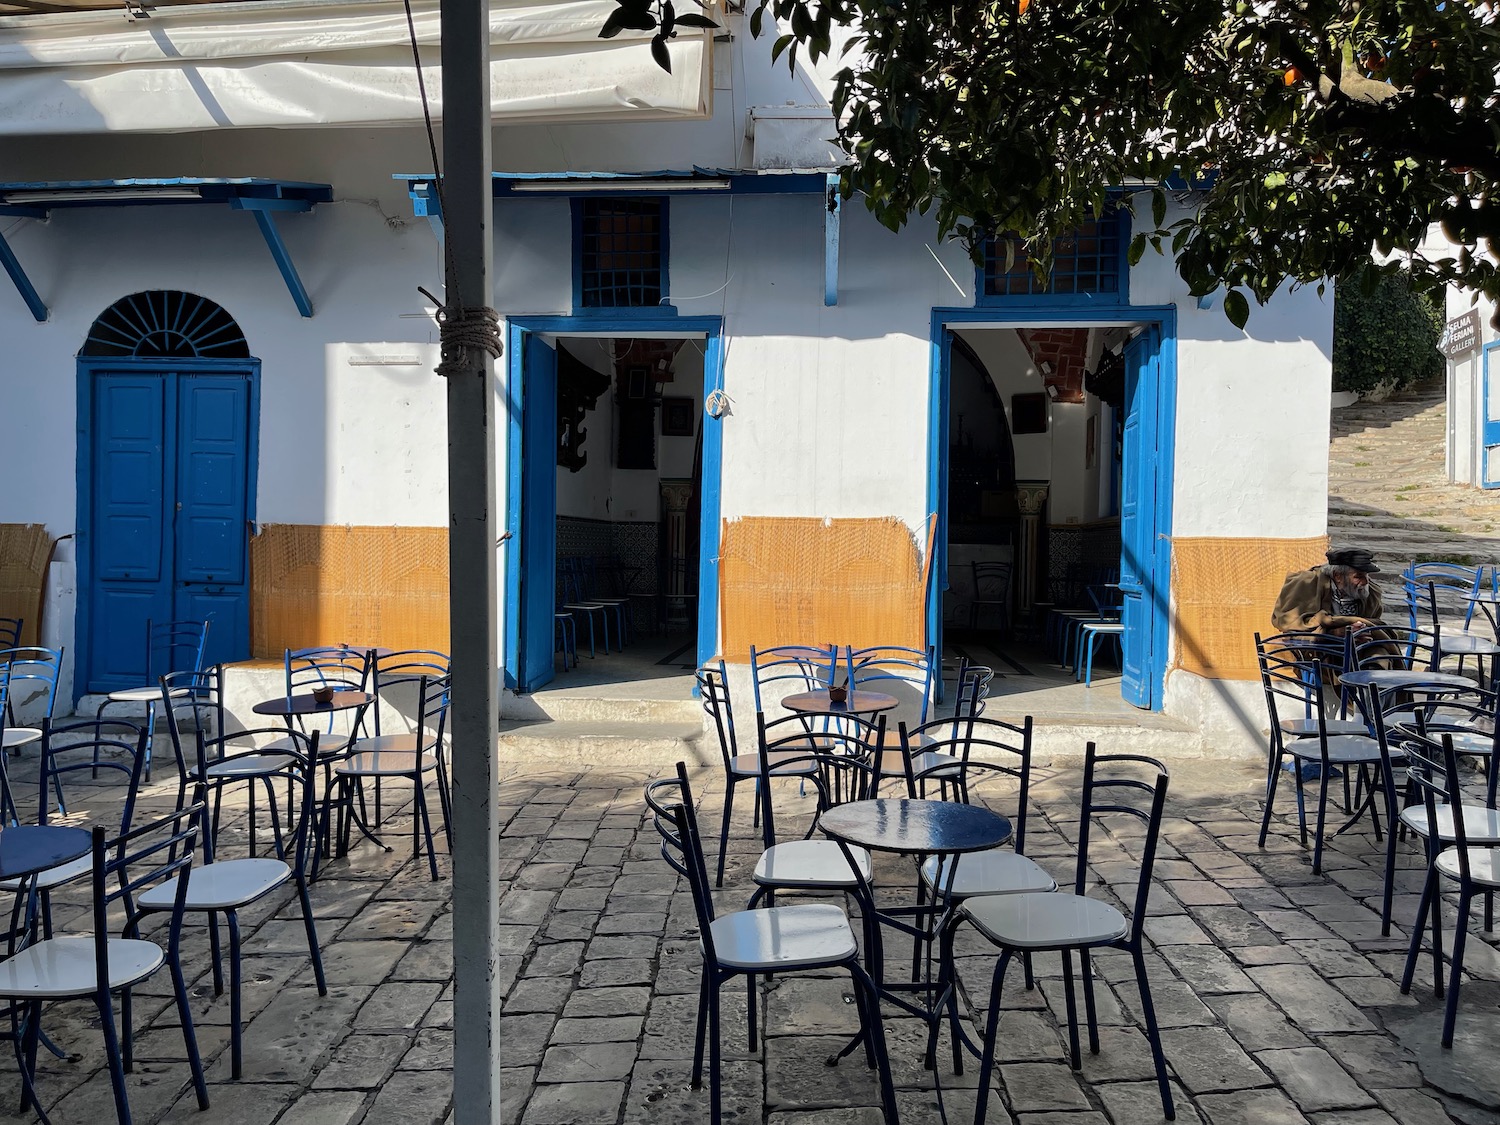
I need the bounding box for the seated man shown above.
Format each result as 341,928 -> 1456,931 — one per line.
1271,547 -> 1384,636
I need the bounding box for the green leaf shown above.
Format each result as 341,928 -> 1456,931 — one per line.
598,8 -> 630,38
675,13 -> 718,28
651,34 -> 673,72
1151,188 -> 1166,230
1128,233 -> 1147,266
749,4 -> 764,37
1224,289 -> 1250,329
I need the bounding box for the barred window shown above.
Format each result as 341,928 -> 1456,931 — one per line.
577,199 -> 666,309
981,212 -> 1124,299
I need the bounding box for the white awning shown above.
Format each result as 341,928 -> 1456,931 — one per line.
0,0 -> 714,134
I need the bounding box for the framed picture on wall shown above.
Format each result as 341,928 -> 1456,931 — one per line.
1085,414 -> 1098,470
661,396 -> 696,437
1011,392 -> 1048,435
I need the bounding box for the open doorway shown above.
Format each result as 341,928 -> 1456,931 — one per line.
935,316 -> 1173,712
506,327 -> 709,693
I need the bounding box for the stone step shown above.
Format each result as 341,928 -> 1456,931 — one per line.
497,719 -> 708,769
501,690 -> 701,725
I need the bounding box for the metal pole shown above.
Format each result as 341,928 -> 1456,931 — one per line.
438,0 -> 501,1115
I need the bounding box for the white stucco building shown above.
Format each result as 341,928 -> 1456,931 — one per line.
0,0 -> 1336,744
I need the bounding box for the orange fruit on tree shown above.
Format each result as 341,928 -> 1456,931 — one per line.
1283,66 -> 1302,86
1018,0 -> 1029,14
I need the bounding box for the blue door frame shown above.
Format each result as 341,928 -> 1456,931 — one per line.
1483,342 -> 1500,489
504,316 -> 725,690
75,358 -> 261,700
928,306 -> 1178,710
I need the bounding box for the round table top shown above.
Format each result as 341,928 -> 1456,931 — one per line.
819,798 -> 1012,855
781,690 -> 899,715
1,727 -> 41,749
252,690 -> 374,717
1340,669 -> 1476,691
0,825 -> 92,881
1466,590 -> 1500,605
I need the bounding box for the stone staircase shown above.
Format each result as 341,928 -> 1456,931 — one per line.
1328,380 -> 1500,566
498,684 -> 707,770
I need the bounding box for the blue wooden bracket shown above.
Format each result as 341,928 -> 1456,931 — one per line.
231,198 -> 314,317
0,226 -> 47,322
406,180 -> 445,243
824,172 -> 840,307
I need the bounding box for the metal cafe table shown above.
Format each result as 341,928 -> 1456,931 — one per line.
818,798 -> 1012,1065
780,690 -> 900,718
0,825 -> 92,885
251,690 -> 375,869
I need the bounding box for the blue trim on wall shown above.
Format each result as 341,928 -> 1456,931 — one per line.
975,210 -> 1132,308
569,196 -> 675,318
504,315 -> 725,687
927,304 -> 1178,710
74,356 -> 261,704
1483,341 -> 1500,489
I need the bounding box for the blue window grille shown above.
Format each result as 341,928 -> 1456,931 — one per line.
980,211 -> 1127,303
576,198 -> 667,309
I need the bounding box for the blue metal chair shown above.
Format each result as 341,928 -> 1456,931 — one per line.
135,727 -> 327,1078
554,612 -> 577,669
848,644 -> 934,723
96,617 -> 211,781
0,786 -> 210,1125
748,644 -> 840,711
284,644 -> 373,752
575,556 -> 630,648
559,564 -> 611,657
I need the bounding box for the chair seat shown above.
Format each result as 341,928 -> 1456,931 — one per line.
264,733 -> 350,757
1,727 -> 41,749
105,685 -> 188,704
1399,803 -> 1500,844
1081,622 -> 1125,635
1280,718 -> 1368,737
728,752 -> 819,778
1436,846 -> 1500,888
336,749 -> 439,778
202,752 -> 295,779
0,936 -> 163,998
921,851 -> 1058,899
138,859 -> 292,912
0,853 -> 92,893
753,841 -> 871,888
1284,734 -> 1383,764
1439,635 -> 1500,657
963,891 -> 1128,950
707,904 -> 857,970
907,750 -> 963,779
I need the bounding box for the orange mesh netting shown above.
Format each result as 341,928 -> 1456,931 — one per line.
719,516 -> 931,661
1171,534 -> 1329,680
0,524 -> 53,647
250,525 -> 449,658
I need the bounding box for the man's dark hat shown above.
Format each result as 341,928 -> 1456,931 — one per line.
1327,547 -> 1381,573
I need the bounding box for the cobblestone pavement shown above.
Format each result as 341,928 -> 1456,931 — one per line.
1329,380 -> 1500,565
2,748 -> 1498,1125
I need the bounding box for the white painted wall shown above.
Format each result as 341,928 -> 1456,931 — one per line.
957,329 -> 1050,480
1442,287 -> 1498,487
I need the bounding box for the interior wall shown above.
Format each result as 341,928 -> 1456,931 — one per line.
956,329 -> 1049,479
555,339 -> 615,522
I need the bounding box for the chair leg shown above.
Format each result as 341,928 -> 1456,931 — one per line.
121,986 -> 134,1071
94,992 -> 132,1125
1311,771 -> 1331,875
208,911 -> 225,995
971,948 -> 1013,1125
1131,946 -> 1176,1120
707,978 -> 723,1125
295,872 -> 329,994
1401,864 -> 1438,995
848,963 -> 899,1125
690,972 -> 711,1090
416,781 -> 440,881
716,780 -> 735,889
1380,794 -> 1401,937
1080,950 -> 1101,1055
1442,890 -> 1475,1047
745,974 -> 757,1052
169,946 -> 209,1110
227,910 -> 244,1079
1060,949 -> 1082,1069
1258,747 -> 1284,848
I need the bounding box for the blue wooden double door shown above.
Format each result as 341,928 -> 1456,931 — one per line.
81,367 -> 257,694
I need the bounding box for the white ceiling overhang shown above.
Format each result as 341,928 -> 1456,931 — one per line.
0,0 -> 714,134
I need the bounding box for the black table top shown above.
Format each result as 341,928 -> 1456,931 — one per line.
819,798 -> 1011,855
782,690 -> 899,715
252,690 -> 374,717
0,825 -> 92,881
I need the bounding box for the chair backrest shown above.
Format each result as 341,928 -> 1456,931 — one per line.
749,644 -> 839,711
643,763 -> 721,957
101,789 -> 207,979
146,618 -> 211,681
36,718 -> 149,830
1405,689 -> 1500,807
193,727 -> 321,870
410,673 -> 453,756
158,666 -> 226,780
1254,631 -> 1349,727
903,707 -> 1037,847
1406,562 -> 1483,628
1072,744 -> 1170,944
1350,622 -> 1441,673
371,650 -> 451,737
848,645 -> 935,724
1087,585 -> 1124,619
972,560 -> 1012,601
286,645 -> 372,735
697,660 -> 738,768
0,647 -> 62,725
0,618 -> 20,650
754,710 -> 887,848
1406,735 -> 1479,884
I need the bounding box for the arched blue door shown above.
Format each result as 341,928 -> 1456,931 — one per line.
76,292 -> 259,695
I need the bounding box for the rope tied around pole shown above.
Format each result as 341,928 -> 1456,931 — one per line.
419,286 -> 503,377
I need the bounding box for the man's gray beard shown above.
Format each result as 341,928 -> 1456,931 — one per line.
1329,567 -> 1369,615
